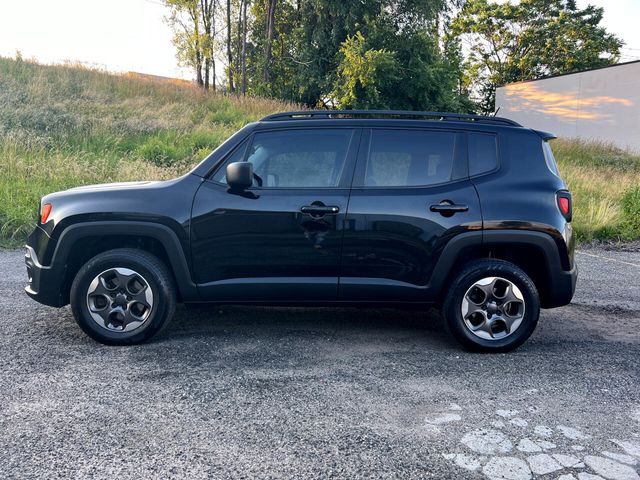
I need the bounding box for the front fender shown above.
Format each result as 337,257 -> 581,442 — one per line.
28,221 -> 199,306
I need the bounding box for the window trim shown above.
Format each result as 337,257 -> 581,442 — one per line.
208,136 -> 252,184
207,127 -> 361,190
352,127 -> 468,190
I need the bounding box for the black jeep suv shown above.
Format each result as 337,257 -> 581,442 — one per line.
25,110 -> 576,351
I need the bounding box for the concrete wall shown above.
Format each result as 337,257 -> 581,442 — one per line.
495,61 -> 640,152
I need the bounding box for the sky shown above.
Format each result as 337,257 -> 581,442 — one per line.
570,0 -> 640,63
0,0 -> 638,81
0,0 -> 192,79
584,0 -> 640,63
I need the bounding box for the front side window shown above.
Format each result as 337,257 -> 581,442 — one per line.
211,140 -> 248,184
363,130 -> 456,187
213,129 -> 354,188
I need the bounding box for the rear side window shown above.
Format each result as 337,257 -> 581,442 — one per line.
364,130 -> 456,187
468,133 -> 498,176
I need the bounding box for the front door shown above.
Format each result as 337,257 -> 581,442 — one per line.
191,127 -> 360,302
339,128 -> 482,302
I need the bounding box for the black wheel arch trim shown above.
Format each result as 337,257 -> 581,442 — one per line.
427,231 -> 483,294
429,229 -> 574,307
50,221 -> 199,302
480,229 -> 576,308
480,229 -> 565,271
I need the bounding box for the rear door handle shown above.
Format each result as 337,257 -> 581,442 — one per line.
300,205 -> 340,216
429,201 -> 469,216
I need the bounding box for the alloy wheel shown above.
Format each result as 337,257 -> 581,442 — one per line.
461,276 -> 526,340
86,267 -> 154,332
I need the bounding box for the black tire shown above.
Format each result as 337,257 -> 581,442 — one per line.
70,249 -> 176,345
442,259 -> 540,353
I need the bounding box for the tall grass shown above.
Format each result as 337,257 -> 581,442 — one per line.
0,57 -> 638,245
552,138 -> 640,242
0,56 -> 298,245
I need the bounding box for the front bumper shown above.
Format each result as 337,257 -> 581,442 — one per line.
24,245 -> 65,307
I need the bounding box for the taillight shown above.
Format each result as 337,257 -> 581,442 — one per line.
40,203 -> 52,224
557,191 -> 572,222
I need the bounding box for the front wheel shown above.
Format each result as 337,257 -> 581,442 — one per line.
70,249 -> 176,345
442,259 -> 540,352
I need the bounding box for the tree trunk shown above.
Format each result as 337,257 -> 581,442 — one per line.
200,0 -> 216,91
227,0 -> 235,93
190,4 -> 204,88
237,0 -> 243,86
242,0 -> 248,94
204,57 -> 210,89
196,51 -> 204,87
211,26 -> 216,91
263,0 -> 277,83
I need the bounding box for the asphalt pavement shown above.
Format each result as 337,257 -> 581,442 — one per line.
0,246 -> 638,479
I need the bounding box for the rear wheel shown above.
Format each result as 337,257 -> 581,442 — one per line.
442,259 -> 540,352
70,249 -> 176,345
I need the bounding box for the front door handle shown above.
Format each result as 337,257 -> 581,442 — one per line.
429,201 -> 469,216
300,205 -> 340,216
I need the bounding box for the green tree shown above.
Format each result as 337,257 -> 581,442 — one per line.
164,0 -> 217,89
452,0 -> 623,112
242,0 -> 303,99
200,0 -> 217,90
243,0 -> 472,111
221,0 -> 249,94
331,32 -> 399,109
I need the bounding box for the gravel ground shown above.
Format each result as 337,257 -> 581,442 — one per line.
0,247 -> 638,479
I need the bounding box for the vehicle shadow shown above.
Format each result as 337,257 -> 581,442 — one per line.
158,304 -> 456,349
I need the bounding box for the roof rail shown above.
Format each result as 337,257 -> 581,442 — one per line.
260,110 -> 522,127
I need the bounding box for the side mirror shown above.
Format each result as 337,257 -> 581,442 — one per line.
226,162 -> 253,190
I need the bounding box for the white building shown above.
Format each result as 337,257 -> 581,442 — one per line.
495,61 -> 640,153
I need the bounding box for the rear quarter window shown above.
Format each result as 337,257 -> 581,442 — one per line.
542,141 -> 560,177
468,133 -> 498,176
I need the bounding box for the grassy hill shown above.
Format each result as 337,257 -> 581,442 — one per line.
0,56 -> 638,246
0,57 -> 296,245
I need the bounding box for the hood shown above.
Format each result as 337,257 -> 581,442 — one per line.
36,174 -> 200,238
66,181 -> 159,192
42,180 -> 166,208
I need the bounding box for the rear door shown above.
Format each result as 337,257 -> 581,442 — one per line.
339,127 -> 482,301
191,127 -> 360,301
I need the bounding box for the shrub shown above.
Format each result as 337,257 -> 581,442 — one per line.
620,185 -> 640,239
135,134 -> 179,166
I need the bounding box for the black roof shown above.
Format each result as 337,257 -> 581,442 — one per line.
260,110 -> 522,127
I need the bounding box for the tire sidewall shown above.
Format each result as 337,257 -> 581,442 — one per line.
71,251 -> 173,345
444,261 -> 540,352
